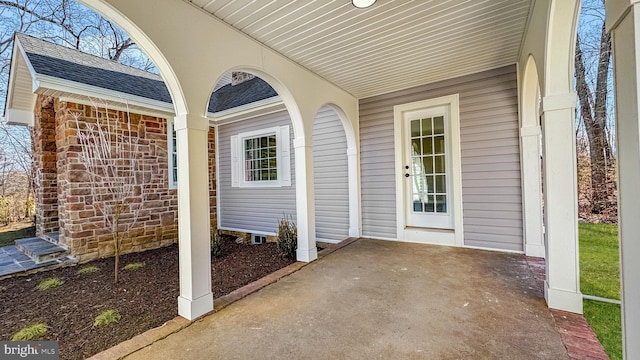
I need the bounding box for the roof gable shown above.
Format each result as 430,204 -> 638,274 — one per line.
5,33 -> 279,122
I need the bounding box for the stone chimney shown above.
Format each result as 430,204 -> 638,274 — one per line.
231,71 -> 255,86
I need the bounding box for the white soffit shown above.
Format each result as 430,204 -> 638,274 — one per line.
188,0 -> 532,98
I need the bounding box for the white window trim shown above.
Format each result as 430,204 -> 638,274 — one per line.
168,120 -> 178,189
231,125 -> 291,188
393,94 -> 464,247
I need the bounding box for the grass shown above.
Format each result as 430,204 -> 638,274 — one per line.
123,262 -> 144,271
579,223 -> 620,299
579,223 -> 622,360
77,266 -> 99,275
584,300 -> 622,360
11,323 -> 47,341
0,223 -> 35,247
93,309 -> 121,327
37,277 -> 64,291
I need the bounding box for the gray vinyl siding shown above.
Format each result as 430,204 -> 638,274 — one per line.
359,65 -> 523,251
218,111 -> 296,234
313,105 -> 349,242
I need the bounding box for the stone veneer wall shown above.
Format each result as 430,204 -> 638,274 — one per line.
41,98 -> 217,262
32,96 -> 59,235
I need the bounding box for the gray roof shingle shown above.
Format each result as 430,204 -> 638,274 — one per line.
15,33 -> 278,113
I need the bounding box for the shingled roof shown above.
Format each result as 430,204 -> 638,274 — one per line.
207,77 -> 278,113
10,33 -> 278,115
16,33 -> 172,104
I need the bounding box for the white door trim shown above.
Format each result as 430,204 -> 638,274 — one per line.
393,94 -> 464,246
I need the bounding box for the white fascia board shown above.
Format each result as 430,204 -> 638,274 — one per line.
5,109 -> 34,126
208,96 -> 284,125
33,74 -> 175,115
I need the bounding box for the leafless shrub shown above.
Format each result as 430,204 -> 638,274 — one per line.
73,99 -> 145,283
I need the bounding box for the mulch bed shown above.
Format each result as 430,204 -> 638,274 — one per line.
0,236 -> 294,360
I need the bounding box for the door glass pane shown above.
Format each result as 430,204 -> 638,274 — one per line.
413,197 -> 423,212
422,137 -> 433,155
425,195 -> 435,212
435,155 -> 446,173
423,157 -> 434,174
422,118 -> 433,135
436,175 -> 446,193
412,138 -> 421,153
408,114 -> 447,216
433,116 -> 444,134
411,120 -> 421,137
434,136 -> 445,154
436,195 -> 447,213
426,176 -> 434,193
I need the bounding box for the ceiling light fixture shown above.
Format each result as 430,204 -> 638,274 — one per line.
352,0 -> 376,9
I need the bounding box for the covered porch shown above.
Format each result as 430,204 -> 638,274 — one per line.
75,0 -> 639,357
102,239 -> 598,359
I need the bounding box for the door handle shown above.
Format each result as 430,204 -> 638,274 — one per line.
405,173 -> 410,177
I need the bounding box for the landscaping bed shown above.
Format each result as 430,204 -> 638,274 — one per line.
0,236 -> 295,360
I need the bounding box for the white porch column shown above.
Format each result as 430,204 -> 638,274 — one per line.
541,93 -> 583,314
174,114 -> 214,320
521,125 -> 545,257
294,136 -> 318,262
606,1 -> 640,357
347,146 -> 361,237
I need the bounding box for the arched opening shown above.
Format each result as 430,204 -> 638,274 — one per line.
312,105 -> 350,243
521,55 -> 545,258
209,70 -> 299,249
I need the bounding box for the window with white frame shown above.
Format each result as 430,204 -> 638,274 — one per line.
231,126 -> 290,188
168,121 -> 178,189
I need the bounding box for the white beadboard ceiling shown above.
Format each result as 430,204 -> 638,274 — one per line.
188,0 -> 533,98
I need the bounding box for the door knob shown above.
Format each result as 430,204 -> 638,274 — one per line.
405,173 -> 410,178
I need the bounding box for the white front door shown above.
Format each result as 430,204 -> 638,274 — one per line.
403,105 -> 453,229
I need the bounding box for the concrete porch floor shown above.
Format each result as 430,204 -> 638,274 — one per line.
124,239 -> 571,359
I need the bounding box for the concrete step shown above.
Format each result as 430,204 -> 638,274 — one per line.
14,237 -> 69,263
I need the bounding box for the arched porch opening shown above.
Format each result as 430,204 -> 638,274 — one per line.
520,55 -> 545,258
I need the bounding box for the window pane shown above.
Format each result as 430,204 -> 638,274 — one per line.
422,118 -> 432,135
433,116 -> 444,134
242,133 -> 279,182
436,175 -> 446,193
435,155 -> 446,173
434,136 -> 445,154
411,120 -> 420,137
422,137 -> 433,155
